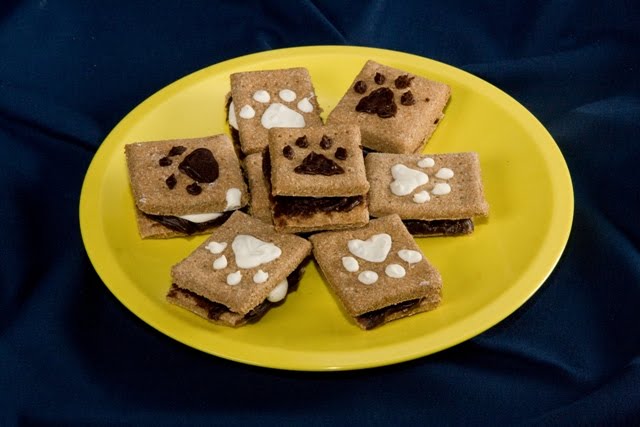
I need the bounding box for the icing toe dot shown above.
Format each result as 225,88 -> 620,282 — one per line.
297,97 -> 314,113
227,271 -> 242,286
252,90 -> 270,103
413,191 -> 430,203
417,157 -> 435,168
205,241 -> 227,254
342,256 -> 359,272
398,249 -> 422,264
213,255 -> 227,270
358,270 -> 379,285
279,89 -> 296,102
385,264 -> 406,278
435,167 -> 454,179
432,182 -> 451,195
239,105 -> 255,119
253,269 -> 269,284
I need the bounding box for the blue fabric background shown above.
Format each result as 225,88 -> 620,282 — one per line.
1,1 -> 639,425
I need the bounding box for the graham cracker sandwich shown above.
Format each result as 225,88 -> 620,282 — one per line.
309,214 -> 442,330
227,67 -> 323,156
241,151 -> 273,224
167,210 -> 312,327
327,60 -> 450,154
365,152 -> 489,236
266,124 -> 370,234
124,134 -> 249,239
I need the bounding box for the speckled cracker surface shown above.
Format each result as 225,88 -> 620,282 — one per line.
171,211 -> 312,316
125,135 -> 249,216
230,68 -> 323,155
327,60 -> 450,153
269,125 -> 369,197
366,152 -> 489,220
243,152 -> 272,224
309,214 -> 442,325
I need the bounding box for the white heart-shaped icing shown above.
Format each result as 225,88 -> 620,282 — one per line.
389,164 -> 429,196
232,235 -> 282,269
348,233 -> 392,263
260,103 -> 305,129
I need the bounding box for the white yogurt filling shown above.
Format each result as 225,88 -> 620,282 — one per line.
228,100 -> 238,130
178,212 -> 224,223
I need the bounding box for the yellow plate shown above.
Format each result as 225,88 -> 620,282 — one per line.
79,46 -> 573,371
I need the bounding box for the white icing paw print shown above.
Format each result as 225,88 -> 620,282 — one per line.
341,233 -> 423,285
230,88 -> 316,130
204,235 -> 287,301
389,157 -> 456,204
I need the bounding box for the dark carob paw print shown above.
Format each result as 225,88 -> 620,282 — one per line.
353,73 -> 417,119
282,134 -> 350,176
159,145 -> 219,194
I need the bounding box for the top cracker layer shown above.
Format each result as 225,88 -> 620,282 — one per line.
125,135 -> 248,216
269,124 -> 369,197
229,68 -> 323,155
327,60 -> 451,154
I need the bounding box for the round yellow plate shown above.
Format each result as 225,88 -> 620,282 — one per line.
79,46 -> 573,371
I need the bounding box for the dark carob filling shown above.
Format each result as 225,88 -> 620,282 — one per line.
145,211 -> 232,235
402,218 -> 474,236
356,298 -> 424,330
262,146 -> 364,219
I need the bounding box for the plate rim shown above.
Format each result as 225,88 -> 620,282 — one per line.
79,45 -> 574,371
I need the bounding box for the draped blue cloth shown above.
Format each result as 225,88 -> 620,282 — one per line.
1,1 -> 638,425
